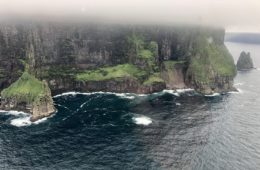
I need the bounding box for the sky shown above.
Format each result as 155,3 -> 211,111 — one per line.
0,0 -> 259,32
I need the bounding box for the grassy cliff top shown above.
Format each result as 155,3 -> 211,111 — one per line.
1,72 -> 45,103
143,73 -> 165,86
76,64 -> 147,81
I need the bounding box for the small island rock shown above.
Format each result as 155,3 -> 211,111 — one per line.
237,51 -> 254,70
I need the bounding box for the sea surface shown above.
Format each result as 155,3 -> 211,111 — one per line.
0,42 -> 260,170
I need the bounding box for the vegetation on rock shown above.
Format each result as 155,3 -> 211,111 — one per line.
1,72 -> 46,103
143,73 -> 165,86
188,36 -> 236,83
76,64 -> 147,81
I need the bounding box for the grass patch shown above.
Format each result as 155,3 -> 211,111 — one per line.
76,64 -> 148,81
1,72 -> 45,103
138,49 -> 153,59
143,73 -> 165,86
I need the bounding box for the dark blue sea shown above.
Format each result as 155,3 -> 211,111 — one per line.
0,42 -> 260,170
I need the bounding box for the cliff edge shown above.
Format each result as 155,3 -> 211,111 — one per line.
0,23 -> 236,109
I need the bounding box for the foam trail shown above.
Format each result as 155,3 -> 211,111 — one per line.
228,88 -> 243,94
0,110 -> 29,116
205,93 -> 220,97
53,91 -> 136,99
176,88 -> 194,93
162,90 -> 180,96
133,115 -> 152,126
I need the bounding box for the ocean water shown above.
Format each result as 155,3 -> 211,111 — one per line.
0,42 -> 260,170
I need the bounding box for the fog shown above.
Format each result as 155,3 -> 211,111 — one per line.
0,0 -> 259,32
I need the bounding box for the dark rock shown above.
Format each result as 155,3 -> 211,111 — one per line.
237,51 -> 254,70
0,22 -> 236,98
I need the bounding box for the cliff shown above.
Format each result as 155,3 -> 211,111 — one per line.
0,22 -> 236,99
237,51 -> 254,71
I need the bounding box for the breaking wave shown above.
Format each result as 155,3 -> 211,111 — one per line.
132,115 -> 152,126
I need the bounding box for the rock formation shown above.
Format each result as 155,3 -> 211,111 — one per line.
237,51 -> 254,70
0,72 -> 55,121
0,22 -> 237,119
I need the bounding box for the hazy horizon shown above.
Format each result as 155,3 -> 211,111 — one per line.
0,0 -> 259,32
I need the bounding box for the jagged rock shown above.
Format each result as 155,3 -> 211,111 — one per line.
237,51 -> 254,70
0,72 -> 55,121
31,80 -> 55,121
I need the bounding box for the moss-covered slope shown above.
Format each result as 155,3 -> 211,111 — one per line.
1,72 -> 55,121
186,35 -> 236,94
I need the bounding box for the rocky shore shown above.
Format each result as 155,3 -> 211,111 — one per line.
0,23 -> 237,121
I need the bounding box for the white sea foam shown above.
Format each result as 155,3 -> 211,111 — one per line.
133,116 -> 152,126
0,109 -> 55,127
162,90 -> 180,96
0,110 -> 29,116
228,88 -> 243,94
176,102 -> 181,106
176,88 -> 194,93
53,91 -> 136,99
10,114 -> 52,127
205,93 -> 220,97
10,116 -> 32,127
53,88 -> 196,100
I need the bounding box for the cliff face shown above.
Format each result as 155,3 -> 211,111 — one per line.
0,22 -> 236,97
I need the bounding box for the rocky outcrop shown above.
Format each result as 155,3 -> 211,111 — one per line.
0,72 -> 55,121
161,61 -> 187,89
237,51 -> 254,71
0,22 -> 236,98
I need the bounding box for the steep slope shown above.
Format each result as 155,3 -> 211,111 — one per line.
0,22 -> 236,97
1,72 -> 55,121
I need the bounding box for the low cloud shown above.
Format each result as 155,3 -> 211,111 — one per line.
0,0 -> 259,32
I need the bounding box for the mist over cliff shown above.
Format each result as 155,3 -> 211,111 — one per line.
0,0 -> 260,32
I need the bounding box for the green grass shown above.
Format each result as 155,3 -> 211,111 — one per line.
143,73 -> 165,86
1,72 -> 45,103
76,64 -> 147,81
138,49 -> 153,59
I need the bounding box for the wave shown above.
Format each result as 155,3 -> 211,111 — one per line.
204,93 -> 221,97
53,91 -> 137,100
132,115 -> 152,126
0,110 -> 29,116
162,90 -> 180,96
228,88 -> 243,94
10,116 -> 32,127
0,109 -> 55,127
10,114 -> 53,127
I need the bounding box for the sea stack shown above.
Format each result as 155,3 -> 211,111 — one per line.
237,51 -> 254,71
0,72 -> 55,122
